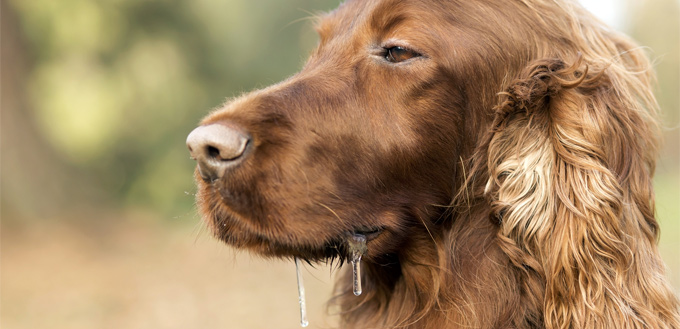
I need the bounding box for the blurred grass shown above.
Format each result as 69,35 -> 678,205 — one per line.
2,0 -> 337,218
1,0 -> 679,328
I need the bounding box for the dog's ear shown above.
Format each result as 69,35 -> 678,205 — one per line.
483,55 -> 680,328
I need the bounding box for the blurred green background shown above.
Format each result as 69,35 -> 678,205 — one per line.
1,0 -> 678,328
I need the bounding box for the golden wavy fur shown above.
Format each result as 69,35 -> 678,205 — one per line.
189,0 -> 680,328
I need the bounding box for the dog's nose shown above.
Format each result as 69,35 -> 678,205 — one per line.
186,123 -> 250,181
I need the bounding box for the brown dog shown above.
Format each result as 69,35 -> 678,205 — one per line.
187,0 -> 680,327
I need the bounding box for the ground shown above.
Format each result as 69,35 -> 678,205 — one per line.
1,212 -> 338,329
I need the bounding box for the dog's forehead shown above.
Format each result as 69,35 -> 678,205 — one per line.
315,0 -> 375,41
317,0 -> 442,40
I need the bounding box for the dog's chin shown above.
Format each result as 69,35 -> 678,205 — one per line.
199,194 -> 394,263
218,231 -> 348,263
208,212 -> 389,264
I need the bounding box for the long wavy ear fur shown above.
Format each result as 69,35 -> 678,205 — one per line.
484,55 -> 680,329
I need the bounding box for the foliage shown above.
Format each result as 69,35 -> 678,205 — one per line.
7,0 -> 338,215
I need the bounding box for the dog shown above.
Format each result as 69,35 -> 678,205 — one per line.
186,0 -> 680,327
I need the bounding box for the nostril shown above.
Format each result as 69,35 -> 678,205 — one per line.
186,123 -> 251,181
207,146 -> 221,159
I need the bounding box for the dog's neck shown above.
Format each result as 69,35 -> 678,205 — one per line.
331,205 -> 539,329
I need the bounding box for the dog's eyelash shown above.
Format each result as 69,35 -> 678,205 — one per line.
384,46 -> 421,63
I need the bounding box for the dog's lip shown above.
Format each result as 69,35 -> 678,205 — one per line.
353,227 -> 384,241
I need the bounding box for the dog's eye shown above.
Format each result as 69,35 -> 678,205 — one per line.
385,46 -> 420,63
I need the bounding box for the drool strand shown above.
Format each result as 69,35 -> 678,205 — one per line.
294,257 -> 309,327
347,234 -> 368,296
352,254 -> 362,296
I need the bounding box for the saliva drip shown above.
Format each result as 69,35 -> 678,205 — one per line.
292,235 -> 366,327
294,257 -> 309,327
352,253 -> 362,296
347,234 -> 368,296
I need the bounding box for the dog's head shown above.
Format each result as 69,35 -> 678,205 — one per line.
188,0 -> 658,261
188,0 -> 506,262
189,0 -> 665,302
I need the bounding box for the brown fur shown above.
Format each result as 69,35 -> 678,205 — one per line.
191,0 -> 680,328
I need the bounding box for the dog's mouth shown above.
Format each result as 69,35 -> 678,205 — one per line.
353,226 -> 384,242
323,227 -> 384,263
297,226 -> 385,264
